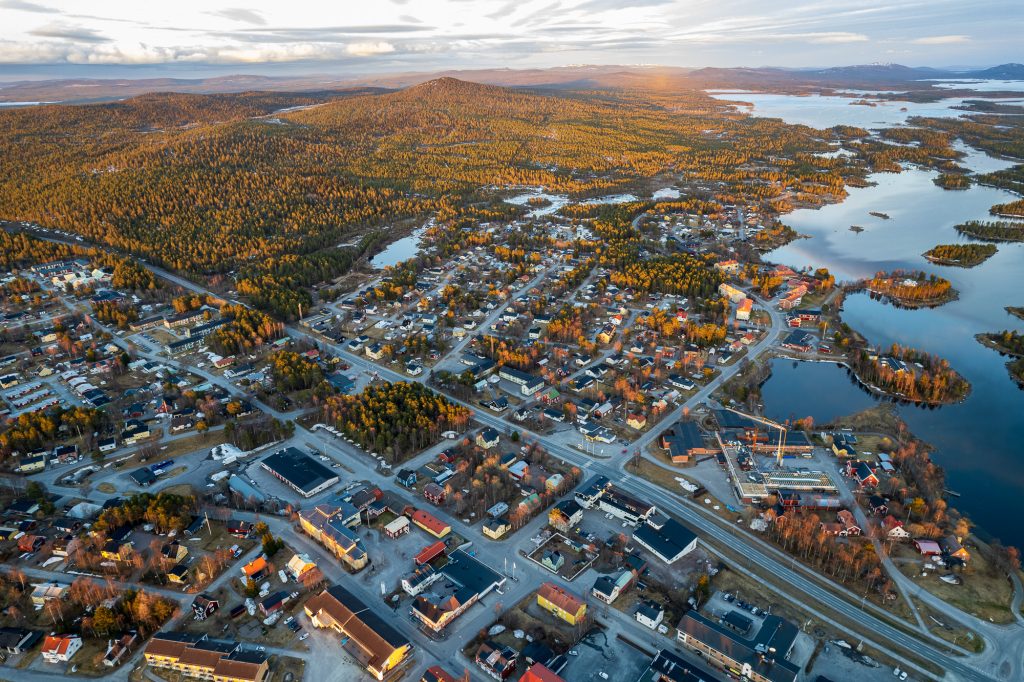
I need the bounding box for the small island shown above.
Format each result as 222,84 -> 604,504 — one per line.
848,344 -> 970,405
864,270 -> 957,308
1007,306 -> 1024,321
933,173 -> 971,190
869,211 -> 890,219
1011,358 -> 1024,388
955,220 -> 1024,242
976,330 -> 1024,358
923,243 -> 997,267
990,199 -> 1024,217
849,225 -> 865,233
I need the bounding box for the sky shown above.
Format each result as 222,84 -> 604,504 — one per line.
0,0 -> 1020,80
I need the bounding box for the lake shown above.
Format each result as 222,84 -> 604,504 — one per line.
707,88 -> 1024,130
735,85 -> 1024,548
369,227 -> 426,269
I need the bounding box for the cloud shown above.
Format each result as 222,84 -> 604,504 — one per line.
912,34 -> 970,45
346,41 -> 396,56
0,0 -> 56,13
208,8 -> 267,26
572,0 -> 672,11
29,22 -> 110,44
487,2 -> 517,20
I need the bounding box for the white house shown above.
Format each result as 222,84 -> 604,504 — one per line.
41,634 -> 82,663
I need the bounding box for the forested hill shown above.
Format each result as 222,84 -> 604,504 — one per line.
0,77 -> 869,317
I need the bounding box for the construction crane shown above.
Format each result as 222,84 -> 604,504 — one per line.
724,406 -> 788,467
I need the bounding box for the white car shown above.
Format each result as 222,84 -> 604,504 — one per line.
299,632 -> 309,641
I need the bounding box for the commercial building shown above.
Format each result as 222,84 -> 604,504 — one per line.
412,549 -> 506,632
143,632 -> 270,682
636,649 -> 719,682
676,611 -> 800,682
298,505 -> 369,571
260,447 -> 339,498
633,516 -> 698,564
305,585 -> 413,680
659,421 -> 716,465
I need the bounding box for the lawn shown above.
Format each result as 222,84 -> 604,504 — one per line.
895,541 -> 1016,624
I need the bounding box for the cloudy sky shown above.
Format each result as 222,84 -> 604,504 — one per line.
0,0 -> 1019,79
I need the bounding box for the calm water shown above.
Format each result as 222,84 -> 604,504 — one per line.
369,227 -> 426,269
743,86 -> 1024,547
707,90 -> 1024,129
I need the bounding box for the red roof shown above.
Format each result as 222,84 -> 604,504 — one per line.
411,509 -> 450,537
520,663 -> 565,682
415,540 -> 447,566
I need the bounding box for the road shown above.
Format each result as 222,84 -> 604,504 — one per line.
12,225 -> 1019,681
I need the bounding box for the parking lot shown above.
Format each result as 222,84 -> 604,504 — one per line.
558,625 -> 652,682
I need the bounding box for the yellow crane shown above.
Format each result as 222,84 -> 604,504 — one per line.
724,406 -> 788,467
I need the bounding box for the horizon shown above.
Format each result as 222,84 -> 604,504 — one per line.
0,0 -> 1020,81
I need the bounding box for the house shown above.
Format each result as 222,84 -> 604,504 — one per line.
591,570 -> 634,604
422,666 -> 462,682
540,551 -> 564,572
836,510 -> 861,536
475,640 -> 518,680
259,591 -> 291,616
30,582 -> 68,607
914,539 -> 942,556
635,601 -> 665,630
536,583 -> 587,626
16,454 -> 46,473
520,663 -> 566,682
286,553 -> 318,580
167,564 -> 190,584
883,517 -> 911,542
226,520 -> 254,538
415,541 -> 447,567
781,330 -> 814,353
736,298 -> 753,321
853,461 -> 879,488
423,482 -> 446,505
482,517 -> 511,540
192,594 -> 219,621
830,433 -> 857,457
498,366 -> 545,396
385,516 -> 411,539
627,413 -> 648,430
305,585 -> 412,680
719,283 -> 745,302
548,499 -> 583,533
476,428 -> 501,449
411,509 -> 451,539
41,634 -> 82,663
396,469 -> 418,488
161,541 -> 188,564
102,631 -> 138,667
241,556 -> 269,581
941,536 -> 971,563
867,495 -> 889,517
0,627 -> 42,655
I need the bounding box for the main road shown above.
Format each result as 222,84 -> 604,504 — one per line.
12,225 -> 1013,680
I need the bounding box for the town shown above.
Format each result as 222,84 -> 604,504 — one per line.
0,189 -> 1015,682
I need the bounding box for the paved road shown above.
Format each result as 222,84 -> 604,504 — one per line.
15,225 -> 1019,681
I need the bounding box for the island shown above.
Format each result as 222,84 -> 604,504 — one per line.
1011,358 -> 1024,388
922,243 -> 997,267
956,220 -> 1024,242
933,173 -> 971,190
863,270 -> 957,308
848,344 -> 971,405
976,330 -> 1024,358
869,211 -> 890,219
990,199 -> 1024,217
1008,306 -> 1024,321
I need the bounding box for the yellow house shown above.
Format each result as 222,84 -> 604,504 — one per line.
537,582 -> 587,626
482,517 -> 510,540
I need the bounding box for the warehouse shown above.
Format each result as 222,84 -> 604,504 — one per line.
260,447 -> 339,498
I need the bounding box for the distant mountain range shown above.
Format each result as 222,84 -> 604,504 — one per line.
2,63 -> 1022,104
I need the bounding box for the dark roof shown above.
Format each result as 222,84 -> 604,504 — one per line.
723,610 -> 753,634
662,421 -> 706,458
633,517 -> 697,563
638,649 -> 718,682
320,584 -> 408,649
677,611 -> 800,682
713,409 -> 759,430
261,447 -> 337,495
